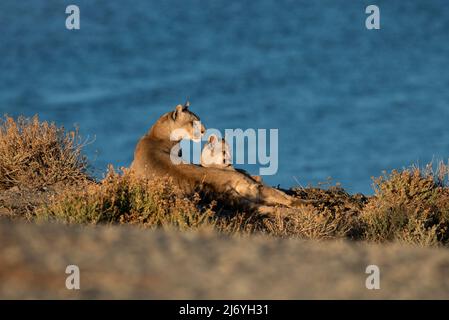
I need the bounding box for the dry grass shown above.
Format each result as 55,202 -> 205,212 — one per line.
0,115 -> 89,191
263,205 -> 356,240
4,115 -> 449,246
36,167 -> 363,241
291,186 -> 367,239
361,163 -> 449,246
37,167 -> 218,231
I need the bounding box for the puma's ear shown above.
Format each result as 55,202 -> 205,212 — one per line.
208,134 -> 217,144
172,104 -> 184,121
183,101 -> 190,110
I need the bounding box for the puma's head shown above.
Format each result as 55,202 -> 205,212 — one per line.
150,101 -> 206,142
201,134 -> 232,168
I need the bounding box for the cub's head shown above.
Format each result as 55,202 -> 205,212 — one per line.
201,134 -> 232,168
152,102 -> 206,142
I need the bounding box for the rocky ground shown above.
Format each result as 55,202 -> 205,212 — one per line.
0,185 -> 59,219
1,218 -> 449,299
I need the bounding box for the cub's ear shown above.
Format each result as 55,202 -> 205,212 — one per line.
183,101 -> 190,110
172,104 -> 184,121
208,134 -> 217,144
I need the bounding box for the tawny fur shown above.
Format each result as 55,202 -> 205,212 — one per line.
131,104 -> 310,209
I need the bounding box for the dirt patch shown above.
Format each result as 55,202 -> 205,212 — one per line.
0,186 -> 54,220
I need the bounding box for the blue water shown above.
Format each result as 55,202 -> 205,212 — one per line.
1,0 -> 449,194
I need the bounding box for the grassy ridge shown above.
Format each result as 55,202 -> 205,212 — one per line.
2,115 -> 449,246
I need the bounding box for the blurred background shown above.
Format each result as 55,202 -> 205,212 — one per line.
0,0 -> 448,194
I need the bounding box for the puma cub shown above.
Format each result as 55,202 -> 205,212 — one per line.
131,103 -> 309,209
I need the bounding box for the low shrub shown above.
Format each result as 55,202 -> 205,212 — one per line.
38,167 -> 217,231
0,115 -> 89,190
361,164 -> 449,246
5,114 -> 449,247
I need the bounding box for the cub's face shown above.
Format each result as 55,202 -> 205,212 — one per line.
169,103 -> 205,142
201,134 -> 232,168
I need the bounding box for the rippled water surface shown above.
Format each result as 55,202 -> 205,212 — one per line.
1,0 -> 449,194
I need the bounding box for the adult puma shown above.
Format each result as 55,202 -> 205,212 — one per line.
130,103 -> 308,209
